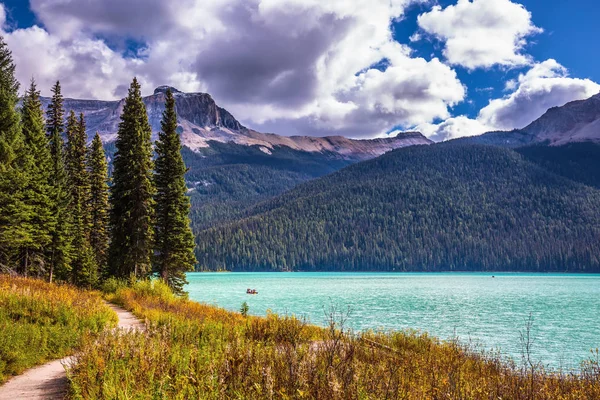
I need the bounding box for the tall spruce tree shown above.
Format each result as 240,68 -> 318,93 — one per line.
109,78 -> 155,279
0,36 -> 25,272
0,37 -> 20,168
19,79 -> 55,276
45,81 -> 71,282
88,133 -> 109,277
153,89 -> 196,293
65,112 -> 96,286
65,111 -> 79,186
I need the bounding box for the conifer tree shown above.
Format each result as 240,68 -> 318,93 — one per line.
45,81 -> 71,282
76,113 -> 92,234
109,78 -> 155,279
65,111 -> 96,286
0,36 -> 25,271
65,111 -> 79,186
153,89 -> 196,293
88,133 -> 109,277
0,36 -> 20,167
19,79 -> 55,276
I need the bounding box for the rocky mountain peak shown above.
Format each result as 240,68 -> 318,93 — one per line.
520,92 -> 600,144
153,86 -> 183,95
41,87 -> 431,159
461,91 -> 600,147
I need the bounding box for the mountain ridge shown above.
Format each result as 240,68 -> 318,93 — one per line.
41,86 -> 432,161
459,92 -> 600,146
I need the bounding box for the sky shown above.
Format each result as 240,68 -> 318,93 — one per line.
0,0 -> 598,141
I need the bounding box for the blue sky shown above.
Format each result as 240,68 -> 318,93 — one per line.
389,0 -> 600,131
0,0 -> 598,141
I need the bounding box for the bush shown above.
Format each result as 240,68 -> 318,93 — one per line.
100,276 -> 128,294
240,301 -> 249,317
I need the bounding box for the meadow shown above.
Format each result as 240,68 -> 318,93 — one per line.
0,275 -> 117,383
68,280 -> 600,399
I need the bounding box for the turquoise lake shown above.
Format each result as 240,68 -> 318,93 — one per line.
186,272 -> 600,370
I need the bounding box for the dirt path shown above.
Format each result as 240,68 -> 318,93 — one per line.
0,303 -> 143,400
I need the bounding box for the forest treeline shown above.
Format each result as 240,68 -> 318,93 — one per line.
195,143 -> 600,272
0,38 -> 195,293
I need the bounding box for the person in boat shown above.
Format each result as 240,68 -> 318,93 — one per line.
246,288 -> 258,294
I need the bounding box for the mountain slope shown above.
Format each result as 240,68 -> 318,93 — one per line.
195,143 -> 600,272
516,142 -> 600,189
182,142 -> 356,230
460,92 -> 600,146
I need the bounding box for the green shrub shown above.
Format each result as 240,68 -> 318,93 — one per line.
100,277 -> 128,294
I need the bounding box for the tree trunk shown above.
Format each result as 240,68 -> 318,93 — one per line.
49,249 -> 54,283
24,249 -> 29,277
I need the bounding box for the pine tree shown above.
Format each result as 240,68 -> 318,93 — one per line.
88,133 -> 109,277
0,36 -> 26,272
109,78 -> 155,279
65,111 -> 79,187
0,36 -> 20,167
19,79 -> 55,276
45,81 -> 72,282
153,89 -> 196,294
65,111 -> 96,287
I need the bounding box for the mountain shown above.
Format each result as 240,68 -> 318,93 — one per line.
42,86 -> 430,160
194,142 -> 600,272
45,86 -> 431,230
460,92 -> 600,146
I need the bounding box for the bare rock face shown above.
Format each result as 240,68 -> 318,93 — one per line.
148,87 -> 244,132
520,93 -> 600,145
463,92 -> 600,147
41,87 -> 431,160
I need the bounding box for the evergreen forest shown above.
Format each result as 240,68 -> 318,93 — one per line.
0,38 -> 195,293
195,143 -> 600,272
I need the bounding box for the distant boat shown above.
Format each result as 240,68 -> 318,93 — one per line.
246,288 -> 258,295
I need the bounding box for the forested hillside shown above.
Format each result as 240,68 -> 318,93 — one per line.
195,143 -> 600,272
516,143 -> 600,189
182,142 -> 355,230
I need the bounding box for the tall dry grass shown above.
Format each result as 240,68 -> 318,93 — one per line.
0,275 -> 117,383
69,280 -> 600,399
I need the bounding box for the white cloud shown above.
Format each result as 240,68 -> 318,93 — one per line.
0,0 -> 470,138
416,116 -> 490,142
416,0 -> 542,69
4,25 -> 147,99
421,60 -> 600,141
4,0 -> 597,141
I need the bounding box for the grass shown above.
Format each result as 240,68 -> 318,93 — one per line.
67,280 -> 600,399
0,274 -> 117,383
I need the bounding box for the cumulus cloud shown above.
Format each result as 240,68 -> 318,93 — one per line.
416,0 -> 542,69
422,59 -> 600,141
415,116 -> 490,142
0,0 -> 472,138
3,0 -> 596,141
4,25 -> 147,99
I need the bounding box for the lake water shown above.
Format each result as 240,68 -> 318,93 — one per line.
186,272 -> 600,370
